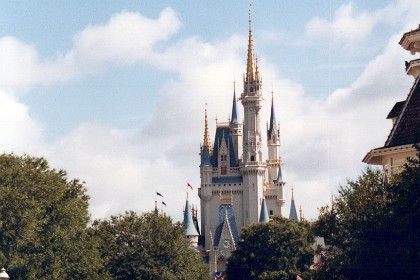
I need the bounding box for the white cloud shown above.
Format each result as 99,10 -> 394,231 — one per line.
306,3 -> 380,48
0,8 -> 181,89
0,89 -> 45,153
69,8 -> 181,67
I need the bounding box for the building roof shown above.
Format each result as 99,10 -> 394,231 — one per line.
210,126 -> 238,167
183,199 -> 199,236
276,166 -> 285,184
259,198 -> 269,223
200,145 -> 211,167
385,77 -> 420,148
211,176 -> 242,183
289,190 -> 298,222
231,88 -> 238,125
386,101 -> 405,119
214,204 -> 239,247
268,95 -> 278,139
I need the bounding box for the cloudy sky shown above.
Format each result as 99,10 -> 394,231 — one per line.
1,1 -> 419,222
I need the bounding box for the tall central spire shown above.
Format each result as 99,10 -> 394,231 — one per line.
246,7 -> 256,82
203,108 -> 211,149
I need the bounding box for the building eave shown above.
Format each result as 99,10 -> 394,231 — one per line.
362,144 -> 417,165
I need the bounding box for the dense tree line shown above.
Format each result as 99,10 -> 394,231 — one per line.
1,151 -> 418,279
313,153 -> 420,279
0,154 -> 208,279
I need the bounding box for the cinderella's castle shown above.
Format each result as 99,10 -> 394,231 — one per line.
181,9 -> 299,273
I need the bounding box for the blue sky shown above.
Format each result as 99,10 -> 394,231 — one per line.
1,1 -> 419,221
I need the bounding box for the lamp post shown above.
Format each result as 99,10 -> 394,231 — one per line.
0,267 -> 9,279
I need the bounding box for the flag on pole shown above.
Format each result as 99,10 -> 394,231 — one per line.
187,183 -> 193,190
156,192 -> 163,197
162,201 -> 167,207
263,181 -> 270,188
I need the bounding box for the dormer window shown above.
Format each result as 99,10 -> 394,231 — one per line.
221,154 -> 227,161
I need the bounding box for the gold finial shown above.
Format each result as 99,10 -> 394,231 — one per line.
291,185 -> 294,200
246,3 -> 255,82
299,205 -> 303,221
255,56 -> 260,80
203,107 -> 211,150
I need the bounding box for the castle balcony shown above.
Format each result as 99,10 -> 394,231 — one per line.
399,24 -> 420,54
405,58 -> 420,78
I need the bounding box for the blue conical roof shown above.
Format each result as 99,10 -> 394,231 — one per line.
259,198 -> 269,222
200,145 -> 211,167
268,96 -> 278,139
277,166 -> 285,184
183,200 -> 199,236
231,90 -> 238,124
289,196 -> 298,222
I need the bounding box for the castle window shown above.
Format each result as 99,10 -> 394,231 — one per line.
221,154 -> 227,161
269,210 -> 273,216
251,155 -> 255,161
221,166 -> 227,175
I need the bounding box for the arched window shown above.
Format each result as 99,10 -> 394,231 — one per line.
250,155 -> 255,161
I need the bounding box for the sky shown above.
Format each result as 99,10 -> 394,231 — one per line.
1,1 -> 419,222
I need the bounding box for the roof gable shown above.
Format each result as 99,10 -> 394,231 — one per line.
211,127 -> 238,167
214,204 -> 239,247
385,77 -> 420,148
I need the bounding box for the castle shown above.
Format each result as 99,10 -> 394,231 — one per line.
181,9 -> 300,274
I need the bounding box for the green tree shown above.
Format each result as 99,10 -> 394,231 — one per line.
0,153 -> 106,279
225,217 -> 313,280
91,211 -> 209,280
313,154 -> 420,279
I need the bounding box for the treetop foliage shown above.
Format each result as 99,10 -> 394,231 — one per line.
313,152 -> 420,279
91,211 -> 209,280
0,153 -> 105,279
226,217 -> 313,280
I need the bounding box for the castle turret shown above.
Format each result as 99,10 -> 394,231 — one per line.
259,197 -> 269,223
183,196 -> 199,248
230,82 -> 242,163
289,187 -> 298,222
267,93 -> 282,183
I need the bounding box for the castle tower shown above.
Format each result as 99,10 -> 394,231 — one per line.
266,92 -> 286,216
267,93 -> 281,183
230,82 -> 242,163
239,9 -> 266,226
